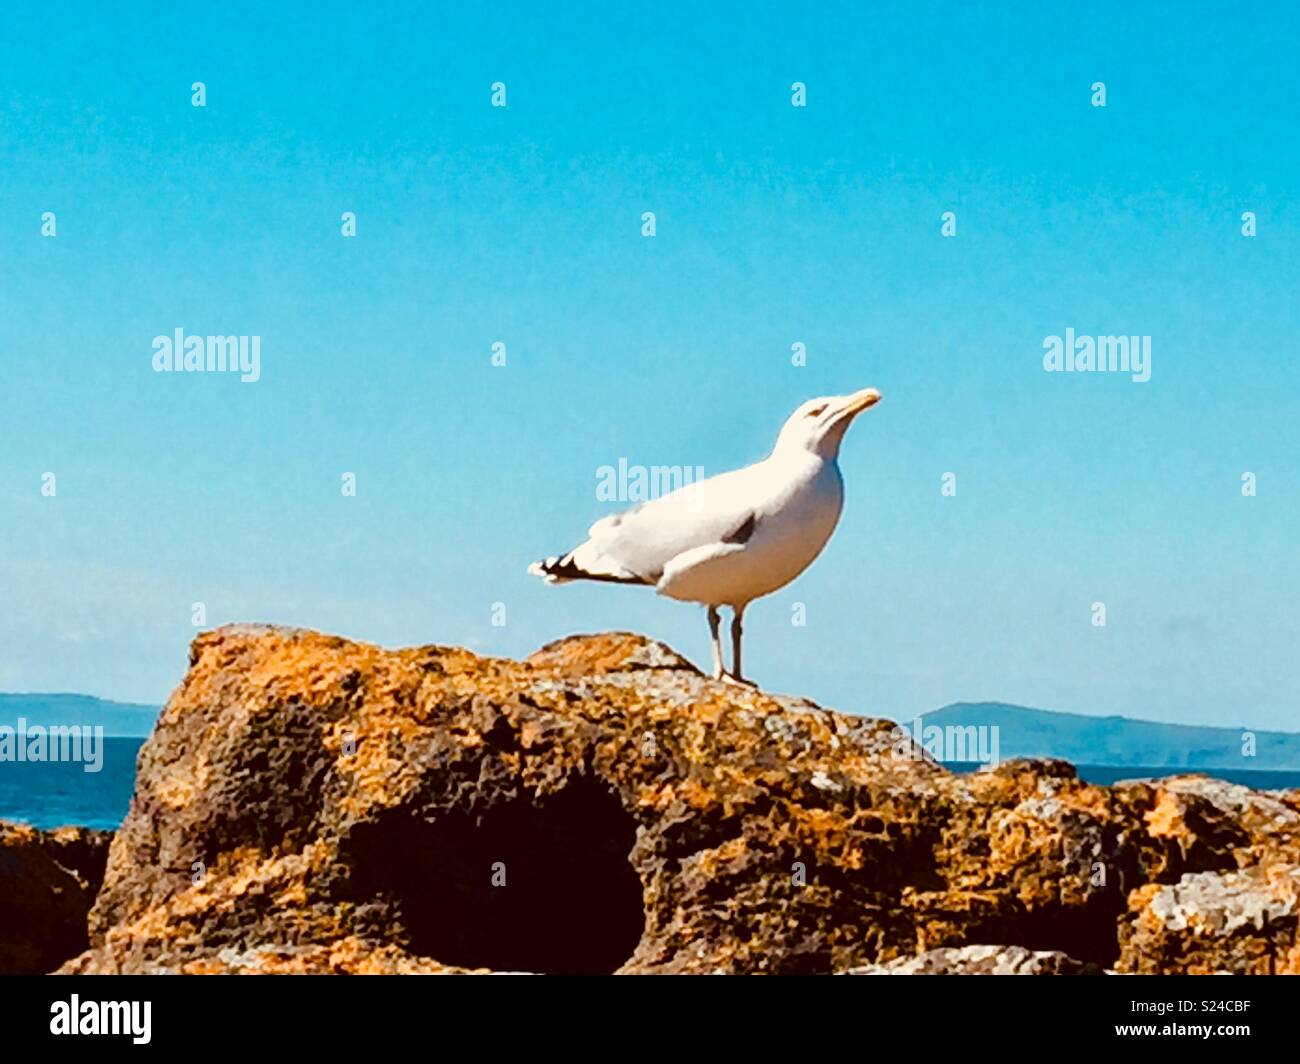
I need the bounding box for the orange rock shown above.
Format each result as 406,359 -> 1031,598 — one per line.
46,625 -> 1300,975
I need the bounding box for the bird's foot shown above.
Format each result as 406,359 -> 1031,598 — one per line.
719,673 -> 758,689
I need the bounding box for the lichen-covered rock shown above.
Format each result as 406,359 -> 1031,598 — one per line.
1115,775 -> 1300,872
0,821 -> 112,973
841,944 -> 1104,975
57,936 -> 481,975
57,626 -> 1300,975
1119,865 -> 1300,974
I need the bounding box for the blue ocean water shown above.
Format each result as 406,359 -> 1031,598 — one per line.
945,762 -> 1300,790
3,745 -> 1298,833
0,737 -> 144,830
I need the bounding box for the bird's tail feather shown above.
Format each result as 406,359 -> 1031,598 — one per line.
528,548 -> 648,586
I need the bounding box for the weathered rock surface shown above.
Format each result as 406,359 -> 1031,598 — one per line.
1120,865 -> 1300,974
841,944 -> 1105,975
58,626 -> 1300,975
0,821 -> 111,974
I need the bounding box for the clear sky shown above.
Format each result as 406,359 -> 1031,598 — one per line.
1,2 -> 1297,730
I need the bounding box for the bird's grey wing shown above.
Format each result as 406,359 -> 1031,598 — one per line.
581,466 -> 763,581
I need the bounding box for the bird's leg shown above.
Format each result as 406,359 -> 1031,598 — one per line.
707,605 -> 726,680
724,605 -> 757,688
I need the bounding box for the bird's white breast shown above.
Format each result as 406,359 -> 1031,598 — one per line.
656,454 -> 845,607
742,457 -> 844,595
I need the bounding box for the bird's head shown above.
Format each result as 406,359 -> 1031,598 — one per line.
773,387 -> 882,459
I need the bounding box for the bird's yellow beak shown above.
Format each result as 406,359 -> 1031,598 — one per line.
841,387 -> 882,417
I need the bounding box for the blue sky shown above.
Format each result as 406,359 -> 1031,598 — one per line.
1,2 -> 1297,730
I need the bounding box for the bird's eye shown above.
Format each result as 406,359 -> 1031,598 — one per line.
805,404 -> 827,418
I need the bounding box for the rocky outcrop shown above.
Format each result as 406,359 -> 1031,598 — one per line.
1109,776 -> 1300,974
841,944 -> 1105,975
1120,865 -> 1300,974
0,822 -> 111,974
58,626 -> 1300,975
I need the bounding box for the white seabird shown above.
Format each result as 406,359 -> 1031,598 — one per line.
528,387 -> 882,686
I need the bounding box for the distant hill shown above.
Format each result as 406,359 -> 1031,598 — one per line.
919,702 -> 1300,771
0,693 -> 160,738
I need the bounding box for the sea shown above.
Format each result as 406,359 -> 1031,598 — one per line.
944,761 -> 1300,790
0,737 -> 145,831
2,742 -> 1298,832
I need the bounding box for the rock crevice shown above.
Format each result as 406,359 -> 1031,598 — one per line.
0,822 -> 111,974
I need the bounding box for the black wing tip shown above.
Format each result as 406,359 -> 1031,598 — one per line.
529,554 -> 647,586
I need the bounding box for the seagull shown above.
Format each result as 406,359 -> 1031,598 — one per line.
528,388 -> 882,686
